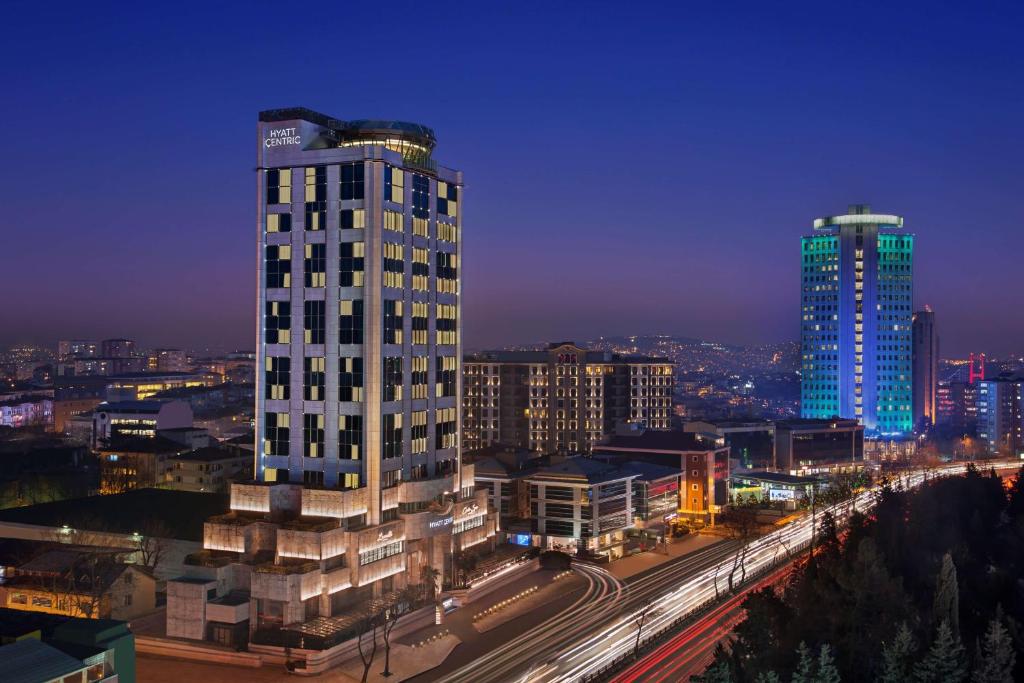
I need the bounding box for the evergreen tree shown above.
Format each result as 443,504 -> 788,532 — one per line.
694,659 -> 733,683
792,642 -> 816,683
932,552 -> 960,637
971,618 -> 1016,683
878,623 -> 917,683
756,673 -> 781,683
914,621 -> 967,683
816,644 -> 841,683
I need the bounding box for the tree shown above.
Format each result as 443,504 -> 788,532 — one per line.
132,519 -> 172,573
792,642 -> 816,683
914,621 -> 966,683
756,673 -> 782,683
971,618 -> 1016,683
380,586 -> 419,678
932,552 -> 959,637
878,623 -> 917,683
816,644 -> 841,683
355,599 -> 382,683
633,600 -> 654,659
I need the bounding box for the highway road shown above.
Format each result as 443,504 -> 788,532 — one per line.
437,462 -> 1020,683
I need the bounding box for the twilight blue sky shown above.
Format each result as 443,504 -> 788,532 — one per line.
2,1 -> 1022,357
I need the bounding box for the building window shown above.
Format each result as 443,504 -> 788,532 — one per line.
267,213 -> 291,233
340,415 -> 362,460
340,162 -> 365,201
383,414 -> 403,459
436,356 -> 457,397
411,410 -> 427,454
437,181 -> 458,218
304,414 -> 325,458
266,169 -> 292,205
411,356 -> 428,399
264,412 -> 289,456
383,357 -> 403,402
437,252 -> 457,294
265,301 -> 291,344
412,302 -> 428,345
359,540 -> 404,566
412,248 -> 429,291
339,357 -> 363,402
340,208 -> 366,230
383,300 -> 403,345
339,300 -> 364,345
436,304 -> 457,346
384,165 -> 404,204
266,245 -> 291,289
304,300 -> 325,344
412,174 -> 429,219
436,407 -> 457,449
340,241 -> 365,287
265,357 -> 289,400
438,221 -> 457,243
304,166 -> 327,231
304,244 -> 326,287
304,357 -> 325,401
413,216 -> 428,237
384,210 -> 404,233
342,472 -> 360,489
383,242 -> 404,289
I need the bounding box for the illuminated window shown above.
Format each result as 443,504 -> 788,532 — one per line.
304,300 -> 325,344
264,412 -> 289,456
412,302 -> 428,345
266,169 -> 292,205
340,415 -> 362,460
304,244 -> 326,287
304,166 -> 327,231
383,357 -> 403,402
412,248 -> 429,291
413,217 -> 428,237
383,413 -> 403,459
340,162 -> 365,201
437,252 -> 457,294
339,357 -> 363,402
384,210 -> 404,233
265,301 -> 290,344
436,407 -> 457,449
303,414 -> 325,458
384,165 -> 404,204
267,213 -> 291,233
265,357 -> 289,400
411,410 -> 427,454
383,242 -> 404,289
436,356 -> 457,397
339,300 -> 363,345
340,208 -> 366,230
436,304 -> 457,345
383,300 -> 403,345
411,356 -> 428,399
266,245 -> 291,289
438,221 -> 457,243
304,357 -> 325,401
437,181 -> 458,218
340,242 -> 365,287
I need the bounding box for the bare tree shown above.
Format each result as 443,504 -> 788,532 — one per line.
380,586 -> 420,677
722,504 -> 760,591
355,599 -> 383,683
633,600 -> 655,659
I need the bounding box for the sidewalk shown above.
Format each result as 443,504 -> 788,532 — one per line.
606,533 -> 720,580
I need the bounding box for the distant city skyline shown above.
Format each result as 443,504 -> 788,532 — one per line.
3,2 -> 1023,357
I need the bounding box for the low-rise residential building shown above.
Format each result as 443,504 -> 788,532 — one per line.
774,418 -> 864,474
166,447 -> 252,493
91,400 -> 192,449
0,396 -> 53,429
97,438 -> 191,493
1,549 -> 156,621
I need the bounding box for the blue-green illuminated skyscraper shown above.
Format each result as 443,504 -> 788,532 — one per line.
800,205 -> 914,436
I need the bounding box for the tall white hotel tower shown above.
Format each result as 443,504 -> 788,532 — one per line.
165,109 -> 498,649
